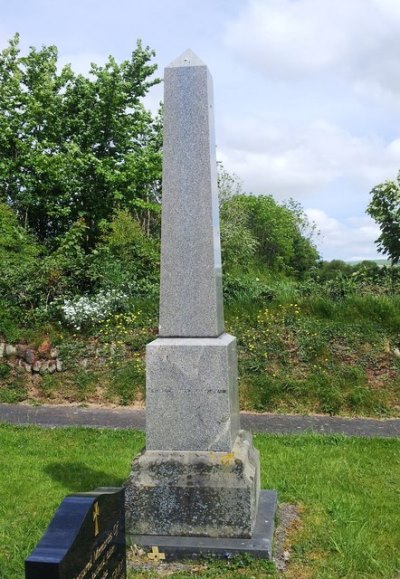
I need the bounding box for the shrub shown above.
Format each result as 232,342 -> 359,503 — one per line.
0,201 -> 42,311
223,273 -> 275,302
220,195 -> 319,278
90,210 -> 159,297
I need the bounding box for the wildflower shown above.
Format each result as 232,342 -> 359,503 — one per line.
60,290 -> 128,330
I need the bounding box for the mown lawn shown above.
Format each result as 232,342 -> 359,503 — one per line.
0,425 -> 398,578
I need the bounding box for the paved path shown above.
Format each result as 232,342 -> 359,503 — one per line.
0,404 -> 399,438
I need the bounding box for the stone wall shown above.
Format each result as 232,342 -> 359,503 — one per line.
0,341 -> 63,374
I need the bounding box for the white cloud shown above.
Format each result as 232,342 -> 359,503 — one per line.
218,116 -> 400,198
224,0 -> 400,99
305,209 -> 381,261
58,52 -> 108,76
143,82 -> 163,115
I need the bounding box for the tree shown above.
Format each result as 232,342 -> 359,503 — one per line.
0,200 -> 42,309
317,259 -> 353,282
0,34 -> 162,248
220,192 -> 319,277
217,162 -> 244,205
367,173 -> 400,264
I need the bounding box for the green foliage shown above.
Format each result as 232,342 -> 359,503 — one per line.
220,200 -> 259,271
0,304 -> 24,342
0,35 -> 163,326
220,194 -> 319,278
0,34 -> 162,247
106,357 -> 145,406
0,202 -> 38,260
226,292 -> 400,417
91,209 -> 159,297
42,218 -> 93,303
314,259 -> 353,281
0,200 -> 42,311
0,364 -> 10,379
0,205 -> 98,320
217,162 -> 244,204
0,378 -> 27,403
300,261 -> 400,302
223,272 -> 275,302
367,172 -> 400,263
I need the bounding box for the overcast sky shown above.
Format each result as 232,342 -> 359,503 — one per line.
2,0 -> 400,261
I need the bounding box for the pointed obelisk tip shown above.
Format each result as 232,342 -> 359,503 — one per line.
167,49 -> 206,68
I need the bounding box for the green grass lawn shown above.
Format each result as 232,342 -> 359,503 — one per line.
0,425 -> 399,578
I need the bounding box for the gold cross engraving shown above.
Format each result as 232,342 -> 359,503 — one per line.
147,546 -> 166,562
93,502 -> 100,536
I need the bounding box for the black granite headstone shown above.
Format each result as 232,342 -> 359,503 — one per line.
25,487 -> 126,579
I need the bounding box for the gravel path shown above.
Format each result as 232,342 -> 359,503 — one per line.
0,404 -> 399,437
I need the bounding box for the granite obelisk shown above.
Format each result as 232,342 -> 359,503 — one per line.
125,50 -> 275,551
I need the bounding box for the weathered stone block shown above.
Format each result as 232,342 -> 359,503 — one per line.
5,344 -> 17,356
146,333 -> 239,452
25,349 -> 36,365
125,431 -> 260,538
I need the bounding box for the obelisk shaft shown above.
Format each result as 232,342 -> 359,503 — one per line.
159,50 -> 224,338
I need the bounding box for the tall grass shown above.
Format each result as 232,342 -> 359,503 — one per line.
1,278 -> 399,416
226,286 -> 400,417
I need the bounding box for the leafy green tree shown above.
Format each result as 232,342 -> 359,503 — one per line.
367,173 -> 400,264
220,199 -> 259,271
217,162 -> 244,205
90,209 -> 159,296
41,219 -> 93,304
220,193 -> 319,277
317,260 -> 353,282
0,200 -> 42,309
0,34 -> 162,247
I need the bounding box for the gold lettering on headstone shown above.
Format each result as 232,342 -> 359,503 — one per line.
93,502 -> 100,536
111,560 -> 125,578
75,557 -> 93,579
93,530 -> 113,562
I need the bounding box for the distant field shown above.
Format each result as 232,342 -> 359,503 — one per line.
346,259 -> 390,265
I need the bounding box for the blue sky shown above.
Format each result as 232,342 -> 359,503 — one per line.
2,0 -> 400,261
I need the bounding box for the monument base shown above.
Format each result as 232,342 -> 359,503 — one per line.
125,431 -> 260,538
145,333 -> 240,452
127,490 -> 277,560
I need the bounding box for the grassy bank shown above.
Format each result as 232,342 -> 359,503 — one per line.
230,290 -> 400,417
0,425 -> 399,578
1,287 -> 400,417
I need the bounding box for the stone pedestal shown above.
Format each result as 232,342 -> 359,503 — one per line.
125,335 -> 261,539
146,334 -> 239,452
125,431 -> 260,538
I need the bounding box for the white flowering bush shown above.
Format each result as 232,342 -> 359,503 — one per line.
60,290 -> 128,330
